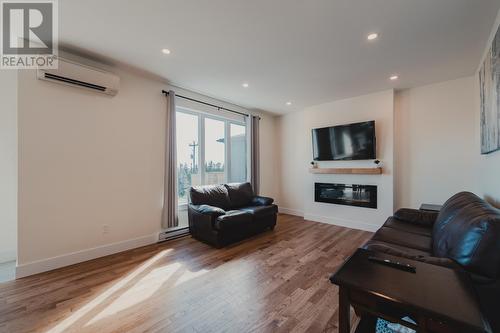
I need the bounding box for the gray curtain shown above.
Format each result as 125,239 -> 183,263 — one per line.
249,115 -> 260,195
162,90 -> 178,229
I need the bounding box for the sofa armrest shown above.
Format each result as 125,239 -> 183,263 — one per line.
251,196 -> 274,206
189,204 -> 225,217
363,241 -> 460,270
394,208 -> 438,227
188,204 -> 225,236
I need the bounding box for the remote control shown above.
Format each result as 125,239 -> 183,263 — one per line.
368,256 -> 416,273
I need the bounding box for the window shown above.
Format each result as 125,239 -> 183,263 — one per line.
176,108 -> 247,204
204,118 -> 225,185
176,112 -> 199,204
229,123 -> 246,183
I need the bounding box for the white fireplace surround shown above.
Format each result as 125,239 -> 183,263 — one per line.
277,90 -> 394,232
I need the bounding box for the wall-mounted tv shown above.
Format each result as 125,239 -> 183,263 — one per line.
312,121 -> 376,161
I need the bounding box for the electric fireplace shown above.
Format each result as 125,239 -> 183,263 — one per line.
314,183 -> 377,209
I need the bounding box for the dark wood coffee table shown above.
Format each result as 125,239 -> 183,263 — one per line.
330,248 -> 490,333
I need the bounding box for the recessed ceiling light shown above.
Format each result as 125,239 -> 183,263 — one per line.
242,82 -> 249,88
390,75 -> 399,81
161,48 -> 171,55
367,33 -> 378,41
286,101 -> 292,106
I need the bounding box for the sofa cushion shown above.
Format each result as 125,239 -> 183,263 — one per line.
384,217 -> 433,237
433,191 -> 500,279
224,182 -> 254,208
371,227 -> 432,252
394,208 -> 438,227
189,184 -> 231,209
240,205 -> 278,217
214,210 -> 252,230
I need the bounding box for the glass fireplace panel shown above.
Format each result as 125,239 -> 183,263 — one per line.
315,183 -> 377,209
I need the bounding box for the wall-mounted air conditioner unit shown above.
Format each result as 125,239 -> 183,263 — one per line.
37,58 -> 120,96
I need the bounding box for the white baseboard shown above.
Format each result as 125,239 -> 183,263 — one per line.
16,233 -> 159,279
304,213 -> 380,232
278,207 -> 304,217
0,250 -> 17,264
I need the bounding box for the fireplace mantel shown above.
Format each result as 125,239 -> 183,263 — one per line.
309,167 -> 382,175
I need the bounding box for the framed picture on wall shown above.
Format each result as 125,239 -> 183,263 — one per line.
479,25 -> 500,154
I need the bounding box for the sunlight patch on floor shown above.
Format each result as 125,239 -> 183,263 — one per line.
86,262 -> 183,325
86,264 -> 211,325
173,267 -> 210,287
47,249 -> 172,333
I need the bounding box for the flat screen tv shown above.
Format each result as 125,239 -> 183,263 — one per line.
312,121 -> 376,161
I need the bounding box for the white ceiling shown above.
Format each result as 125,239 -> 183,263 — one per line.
60,0 -> 500,114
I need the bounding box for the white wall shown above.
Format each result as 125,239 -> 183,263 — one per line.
0,70 -> 18,263
16,54 -> 277,276
394,77 -> 478,209
259,114 -> 279,200
17,66 -> 166,273
393,7 -> 500,209
277,76 -> 489,227
276,110 -> 307,214
275,7 -> 500,218
277,90 -> 394,231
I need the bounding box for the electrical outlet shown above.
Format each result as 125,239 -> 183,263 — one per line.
102,225 -> 110,234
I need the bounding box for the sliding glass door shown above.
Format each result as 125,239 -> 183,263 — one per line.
176,108 -> 247,207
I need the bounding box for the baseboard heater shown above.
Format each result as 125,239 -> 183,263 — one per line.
158,227 -> 190,242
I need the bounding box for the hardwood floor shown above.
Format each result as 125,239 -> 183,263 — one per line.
0,214 -> 371,333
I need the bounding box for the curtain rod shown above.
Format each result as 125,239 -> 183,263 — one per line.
162,90 -> 253,118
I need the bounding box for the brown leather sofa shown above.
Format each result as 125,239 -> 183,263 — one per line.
188,182 -> 277,247
363,192 -> 500,332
